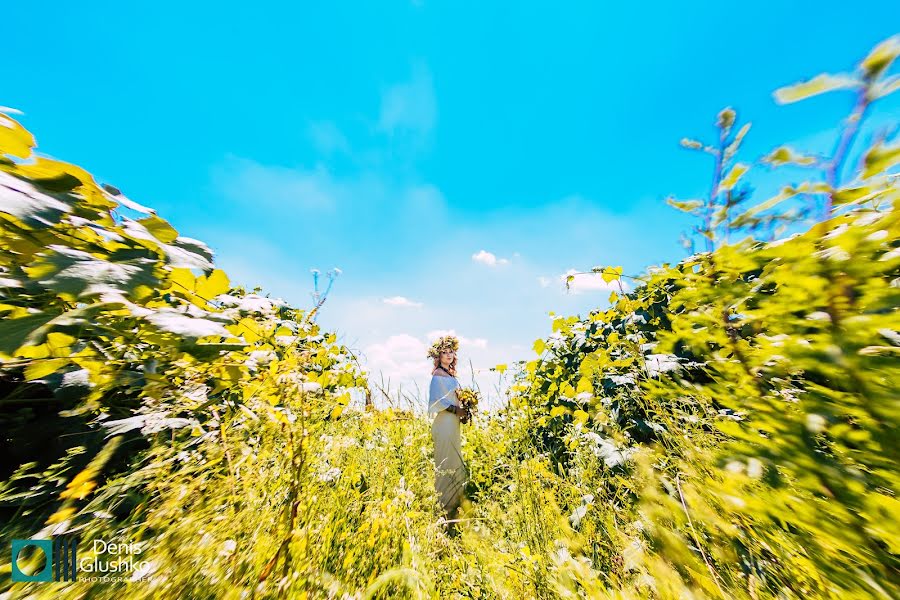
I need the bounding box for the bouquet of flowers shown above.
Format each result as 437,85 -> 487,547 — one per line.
455,386 -> 481,424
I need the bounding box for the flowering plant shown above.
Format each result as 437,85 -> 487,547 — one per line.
455,386 -> 481,424
426,335 -> 459,360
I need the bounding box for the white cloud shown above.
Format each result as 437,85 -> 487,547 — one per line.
212,157 -> 337,211
560,268 -> 623,295
537,276 -> 552,288
308,121 -> 350,155
404,183 -> 445,214
212,156 -> 447,226
383,296 -> 423,308
426,329 -> 488,350
362,334 -> 429,383
472,249 -> 510,267
378,62 -> 436,136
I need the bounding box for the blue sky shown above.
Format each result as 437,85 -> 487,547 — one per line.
6,3 -> 900,409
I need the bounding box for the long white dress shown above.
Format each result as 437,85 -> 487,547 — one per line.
428,374 -> 467,521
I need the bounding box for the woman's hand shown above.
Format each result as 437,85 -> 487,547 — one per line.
459,406 -> 471,424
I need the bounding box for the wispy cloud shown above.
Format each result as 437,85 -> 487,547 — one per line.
383,295 -> 424,308
212,156 -> 338,211
212,156 -> 447,224
472,249 -> 510,267
362,333 -> 429,383
378,62 -> 436,137
308,121 -> 350,156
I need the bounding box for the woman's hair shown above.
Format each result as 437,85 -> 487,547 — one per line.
432,353 -> 457,376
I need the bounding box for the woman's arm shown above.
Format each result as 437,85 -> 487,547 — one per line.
429,377 -> 459,414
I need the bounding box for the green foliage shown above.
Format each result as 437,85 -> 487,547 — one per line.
509,33 -> 900,599
0,110 -> 365,531
1,33 -> 898,600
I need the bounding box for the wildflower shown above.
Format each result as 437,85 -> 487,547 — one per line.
426,335 -> 459,359
320,466 -> 341,483
456,386 -> 481,419
220,539 -> 237,557
644,354 -> 681,376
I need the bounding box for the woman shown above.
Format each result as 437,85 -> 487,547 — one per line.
427,335 -> 470,530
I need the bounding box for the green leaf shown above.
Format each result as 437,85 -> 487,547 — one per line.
730,183 -> 826,228
32,248 -> 159,300
24,358 -> 69,381
762,146 -> 819,167
869,74 -> 900,101
862,142 -> 900,178
550,405 -> 569,418
166,237 -> 215,272
576,376 -> 593,394
666,197 -> 704,215
142,308 -> 232,339
832,185 -> 876,206
773,73 -> 858,104
138,215 -> 180,244
717,108 -> 736,130
859,34 -> 900,80
178,341 -> 249,360
0,172 -> 73,227
601,266 -> 623,284
0,112 -> 36,159
196,269 -> 230,300
724,123 -> 752,158
720,163 -> 749,191
0,312 -> 58,356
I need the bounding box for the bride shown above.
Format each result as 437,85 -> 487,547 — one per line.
427,335 -> 470,531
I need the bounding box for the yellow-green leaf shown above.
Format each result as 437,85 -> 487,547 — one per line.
717,108 -> 736,130
773,73 -> 858,104
601,266 -> 623,284
576,376 -> 593,394
720,163 -> 749,191
196,269 -> 230,300
666,197 -> 704,214
550,406 -> 569,418
860,34 -> 900,79
168,268 -> 196,295
762,145 -> 818,167
862,143 -> 900,178
139,215 -> 180,244
24,358 -> 68,381
0,112 -> 36,159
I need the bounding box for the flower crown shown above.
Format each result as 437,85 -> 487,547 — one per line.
427,335 -> 459,359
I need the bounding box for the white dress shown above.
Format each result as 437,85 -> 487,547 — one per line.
429,374 -> 467,521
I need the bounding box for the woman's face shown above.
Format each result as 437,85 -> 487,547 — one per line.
440,350 -> 455,368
